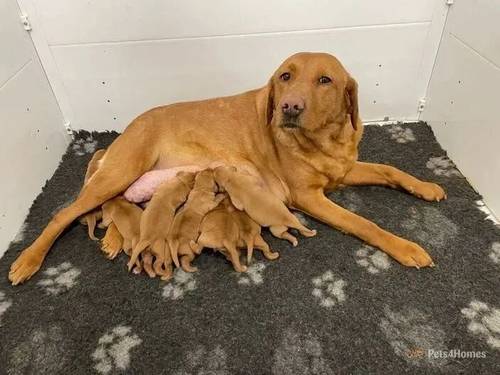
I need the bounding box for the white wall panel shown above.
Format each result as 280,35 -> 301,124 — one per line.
423,1 -> 500,218
52,23 -> 430,131
34,0 -> 435,45
0,0 -> 32,85
0,0 -> 68,257
18,0 -> 448,130
447,0 -> 500,67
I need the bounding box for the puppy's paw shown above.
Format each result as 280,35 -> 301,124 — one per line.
391,241 -> 434,269
101,239 -> 122,260
9,249 -> 43,285
410,182 -> 447,202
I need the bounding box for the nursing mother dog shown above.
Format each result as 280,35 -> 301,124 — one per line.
9,52 -> 446,285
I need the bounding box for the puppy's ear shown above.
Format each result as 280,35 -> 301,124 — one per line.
256,79 -> 275,125
345,76 -> 359,130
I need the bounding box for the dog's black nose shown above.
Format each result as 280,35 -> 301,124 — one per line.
280,96 -> 305,117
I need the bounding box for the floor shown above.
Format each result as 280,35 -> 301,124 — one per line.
0,123 -> 499,374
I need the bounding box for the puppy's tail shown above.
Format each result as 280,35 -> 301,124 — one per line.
86,214 -> 99,241
169,238 -> 181,268
128,240 -> 149,271
245,237 -> 254,264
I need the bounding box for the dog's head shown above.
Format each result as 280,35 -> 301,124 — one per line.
263,52 -> 358,131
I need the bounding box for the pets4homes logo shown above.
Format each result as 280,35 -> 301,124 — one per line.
406,348 -> 487,360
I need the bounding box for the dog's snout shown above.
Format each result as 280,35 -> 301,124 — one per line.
280,96 -> 305,117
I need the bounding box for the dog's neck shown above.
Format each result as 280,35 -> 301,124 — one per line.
271,116 -> 360,185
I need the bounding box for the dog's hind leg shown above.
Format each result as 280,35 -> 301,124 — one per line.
224,242 -> 247,272
9,127 -> 159,285
254,235 -> 279,260
180,252 -> 198,273
270,225 -> 298,247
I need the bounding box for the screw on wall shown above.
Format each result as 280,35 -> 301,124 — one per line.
20,14 -> 32,31
418,98 -> 426,113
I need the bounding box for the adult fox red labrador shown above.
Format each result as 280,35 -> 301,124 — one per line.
9,52 -> 445,285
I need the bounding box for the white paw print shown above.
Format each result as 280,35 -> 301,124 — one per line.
162,269 -> 197,300
0,291 -> 12,324
402,206 -> 457,249
72,135 -> 97,156
461,300 -> 500,350
355,245 -> 391,274
9,325 -> 68,374
311,270 -> 346,308
272,329 -> 334,375
386,125 -> 416,143
238,262 -> 266,286
426,156 -> 461,177
173,345 -> 228,375
92,325 -> 142,374
380,306 -> 448,367
37,261 -> 81,295
489,242 -> 500,264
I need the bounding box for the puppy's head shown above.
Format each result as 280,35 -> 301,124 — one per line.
263,52 -> 358,132
213,165 -> 237,188
176,171 -> 196,188
193,169 -> 217,191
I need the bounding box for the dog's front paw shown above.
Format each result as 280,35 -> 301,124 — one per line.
9,248 -> 43,285
410,182 -> 446,202
391,241 -> 434,269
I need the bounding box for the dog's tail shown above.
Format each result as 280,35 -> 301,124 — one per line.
169,238 -> 181,268
128,239 -> 149,271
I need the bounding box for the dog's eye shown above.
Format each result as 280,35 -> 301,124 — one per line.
280,72 -> 291,81
319,76 -> 332,84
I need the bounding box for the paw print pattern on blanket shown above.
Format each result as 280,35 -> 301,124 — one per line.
311,270 -> 346,308
489,242 -> 500,265
0,291 -> 12,324
37,261 -> 81,295
72,135 -> 98,156
461,300 -> 500,350
355,245 -> 391,274
173,345 -> 228,375
162,269 -> 197,300
92,325 -> 142,374
426,156 -> 461,177
9,325 -> 68,375
379,306 -> 448,368
386,125 -> 416,143
237,262 -> 266,286
402,206 -> 457,249
272,329 -> 334,375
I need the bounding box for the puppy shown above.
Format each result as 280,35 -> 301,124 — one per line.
168,169 -> 224,272
127,171 -> 196,280
101,196 -> 151,275
79,149 -> 106,240
233,209 -> 279,263
190,197 -> 247,272
214,166 -> 316,246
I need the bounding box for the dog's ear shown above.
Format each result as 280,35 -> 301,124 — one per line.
345,76 -> 359,130
256,79 -> 275,125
